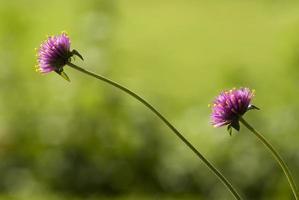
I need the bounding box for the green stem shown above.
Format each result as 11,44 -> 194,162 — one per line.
67,62 -> 242,200
239,117 -> 298,200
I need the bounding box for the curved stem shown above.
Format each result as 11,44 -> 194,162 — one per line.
239,117 -> 298,200
67,62 -> 242,200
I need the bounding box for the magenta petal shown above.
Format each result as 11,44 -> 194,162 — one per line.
210,88 -> 255,128
36,32 -> 71,73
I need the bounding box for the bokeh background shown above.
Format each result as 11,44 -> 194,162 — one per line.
1,0 -> 299,199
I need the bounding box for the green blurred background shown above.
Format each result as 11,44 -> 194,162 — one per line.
1,0 -> 299,199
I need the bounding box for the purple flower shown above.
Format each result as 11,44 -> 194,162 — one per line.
210,88 -> 258,134
35,32 -> 83,81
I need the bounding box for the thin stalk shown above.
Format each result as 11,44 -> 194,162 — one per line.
67,62 -> 242,200
239,117 -> 298,200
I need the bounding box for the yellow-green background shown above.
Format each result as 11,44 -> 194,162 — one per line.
0,0 -> 299,199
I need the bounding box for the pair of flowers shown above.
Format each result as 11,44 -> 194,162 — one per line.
36,32 -> 255,131
35,32 -> 298,199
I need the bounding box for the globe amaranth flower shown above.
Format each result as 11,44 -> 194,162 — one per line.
35,31 -> 83,81
210,87 -> 259,134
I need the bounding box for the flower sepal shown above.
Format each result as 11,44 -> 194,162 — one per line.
247,104 -> 260,111
227,120 -> 240,135
71,49 -> 84,61
55,69 -> 70,82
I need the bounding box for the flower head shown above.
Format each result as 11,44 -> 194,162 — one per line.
210,87 -> 258,134
35,31 -> 83,81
